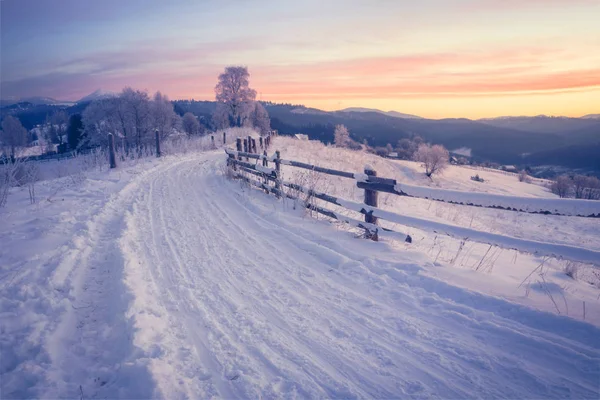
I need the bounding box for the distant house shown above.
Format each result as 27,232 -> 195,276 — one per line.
450,156 -> 459,164
501,165 -> 518,173
294,134 -> 309,141
388,152 -> 399,159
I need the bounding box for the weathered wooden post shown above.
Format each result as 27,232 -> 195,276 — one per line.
259,136 -> 263,149
155,129 -> 161,157
236,137 -> 242,161
247,136 -> 252,153
275,150 -> 281,196
211,135 -> 215,148
243,138 -> 248,153
364,165 -> 378,241
108,133 -> 117,168
223,131 -> 226,145
262,150 -> 268,167
252,138 -> 257,153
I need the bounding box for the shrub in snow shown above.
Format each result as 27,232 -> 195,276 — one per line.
518,170 -> 531,183
413,144 -> 449,178
564,262 -> 579,280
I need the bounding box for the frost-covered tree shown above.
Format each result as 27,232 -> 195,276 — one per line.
550,175 -> 573,198
334,124 -> 350,147
214,66 -> 257,127
152,91 -> 179,140
182,112 -> 201,136
582,176 -> 600,200
1,116 -> 28,159
120,87 -> 152,147
413,143 -> 449,178
249,102 -> 271,135
82,98 -> 119,147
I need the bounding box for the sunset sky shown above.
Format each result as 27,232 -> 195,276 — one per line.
2,0 -> 599,118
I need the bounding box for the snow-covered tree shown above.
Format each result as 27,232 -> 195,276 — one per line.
182,112 -> 201,136
152,91 -> 179,140
0,116 -> 28,159
334,124 -> 350,147
214,66 -> 257,127
413,143 -> 449,178
120,87 -> 152,147
249,102 -> 271,135
82,98 -> 119,147
211,103 -> 229,130
550,175 -> 573,198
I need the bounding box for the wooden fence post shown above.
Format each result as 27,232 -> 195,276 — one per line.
223,131 -> 226,145
243,138 -> 248,153
275,150 -> 281,195
236,138 -> 242,161
211,135 -> 215,148
252,138 -> 257,153
259,136 -> 263,149
263,150 -> 268,167
155,129 -> 161,157
108,133 -> 117,168
364,165 -> 378,240
247,136 -> 252,153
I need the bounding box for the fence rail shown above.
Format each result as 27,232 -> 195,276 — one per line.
226,148 -> 600,266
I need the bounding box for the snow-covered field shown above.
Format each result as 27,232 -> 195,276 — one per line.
1,137 -> 599,399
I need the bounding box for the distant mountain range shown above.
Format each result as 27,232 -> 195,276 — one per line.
338,107 -> 423,120
0,89 -> 117,107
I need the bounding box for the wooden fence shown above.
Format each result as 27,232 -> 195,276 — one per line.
225,148 -> 600,266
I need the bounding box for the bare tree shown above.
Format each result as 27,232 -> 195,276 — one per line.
182,112 -> 201,136
334,124 -> 350,147
413,143 -> 449,178
550,175 -> 573,198
1,116 -> 28,160
214,66 -> 257,127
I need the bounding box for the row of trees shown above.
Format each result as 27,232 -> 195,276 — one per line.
550,174 -> 600,200
82,88 -> 180,148
82,66 -> 270,149
2,66 -> 271,157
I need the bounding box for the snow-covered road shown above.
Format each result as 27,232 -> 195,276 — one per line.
3,152 -> 600,399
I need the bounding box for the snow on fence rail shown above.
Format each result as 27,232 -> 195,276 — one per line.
225,148 -> 600,266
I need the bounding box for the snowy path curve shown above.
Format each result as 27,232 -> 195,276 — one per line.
14,152 -> 598,399
118,153 -> 600,399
